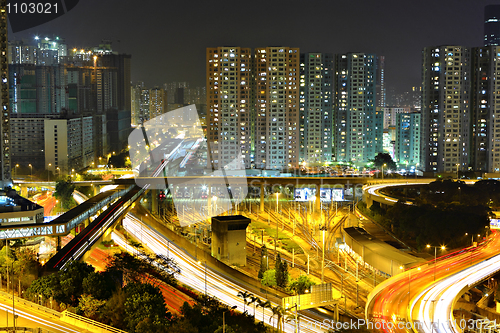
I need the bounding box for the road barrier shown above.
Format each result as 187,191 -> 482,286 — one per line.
60,310 -> 128,333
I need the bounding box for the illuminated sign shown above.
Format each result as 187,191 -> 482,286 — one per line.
294,188 -> 345,202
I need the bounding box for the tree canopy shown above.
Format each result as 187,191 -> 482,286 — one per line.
372,153 -> 397,171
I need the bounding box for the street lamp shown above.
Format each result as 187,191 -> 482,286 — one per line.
28,164 -> 32,179
14,164 -> 19,178
426,244 -> 445,281
382,163 -> 386,180
223,305 -> 237,333
275,192 -> 279,214
456,163 -> 459,180
321,226 -> 327,283
47,163 -> 51,181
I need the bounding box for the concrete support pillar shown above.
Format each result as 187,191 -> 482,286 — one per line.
207,186 -> 212,216
151,189 -> 158,215
85,218 -> 90,228
93,184 -> 100,196
260,184 -> 265,212
315,185 -> 321,212
55,236 -> 61,251
21,186 -> 27,198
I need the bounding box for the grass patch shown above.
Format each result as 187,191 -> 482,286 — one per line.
249,220 -> 304,254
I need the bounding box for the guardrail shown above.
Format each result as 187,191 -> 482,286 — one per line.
0,328 -> 56,332
60,311 -> 128,333
0,290 -> 61,318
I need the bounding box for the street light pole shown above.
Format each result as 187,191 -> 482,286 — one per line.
275,192 -> 279,214
427,245 -> 445,282
321,227 -> 326,283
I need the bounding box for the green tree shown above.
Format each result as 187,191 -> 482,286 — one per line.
176,296 -> 266,333
237,291 -> 253,313
54,179 -> 76,209
58,261 -> 95,305
82,271 -> 117,300
100,289 -> 127,328
123,282 -> 170,332
0,245 -> 15,275
249,295 -> 259,319
372,153 -> 397,171
26,273 -> 61,301
13,248 -> 40,288
274,253 -> 288,288
281,261 -> 289,288
78,294 -> 106,319
256,299 -> 271,323
134,318 -> 167,333
261,269 -> 276,287
258,245 -> 268,280
289,275 -> 315,295
270,305 -> 285,333
106,252 -> 179,286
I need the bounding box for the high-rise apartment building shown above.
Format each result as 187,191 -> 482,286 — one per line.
376,56 -> 386,108
299,53 -> 334,165
334,53 -> 382,165
485,5 -> 500,46
44,115 -> 94,174
149,87 -> 166,119
140,88 -> 150,122
471,46 -> 500,172
206,47 -> 300,170
131,83 -> 142,126
8,40 -> 37,65
395,112 -> 421,166
206,47 -> 253,169
254,47 -> 300,170
382,107 -> 411,129
421,46 -> 471,173
0,0 -> 10,188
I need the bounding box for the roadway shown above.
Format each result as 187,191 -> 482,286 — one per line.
365,180 -> 500,333
116,213 -> 339,333
0,293 -> 83,333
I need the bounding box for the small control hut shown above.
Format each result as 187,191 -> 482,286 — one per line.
211,215 -> 250,266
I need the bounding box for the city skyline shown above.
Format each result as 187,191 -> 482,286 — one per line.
8,0 -> 500,95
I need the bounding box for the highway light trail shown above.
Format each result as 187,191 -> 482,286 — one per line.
412,246 -> 500,333
367,230 -> 500,333
0,301 -> 80,333
114,215 -> 332,333
365,181 -> 500,333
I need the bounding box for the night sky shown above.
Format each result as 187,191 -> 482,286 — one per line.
8,0 -> 500,95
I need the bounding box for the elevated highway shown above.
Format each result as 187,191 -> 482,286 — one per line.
0,188 -> 130,240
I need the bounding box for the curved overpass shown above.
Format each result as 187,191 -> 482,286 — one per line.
363,179 -> 436,208
364,180 -> 499,333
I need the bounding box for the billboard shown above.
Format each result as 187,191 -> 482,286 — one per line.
490,219 -> 500,230
294,188 -> 345,202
